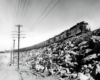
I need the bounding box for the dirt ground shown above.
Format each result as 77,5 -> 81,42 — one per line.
0,53 -> 20,80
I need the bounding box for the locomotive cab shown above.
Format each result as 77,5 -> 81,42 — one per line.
84,23 -> 91,32
79,21 -> 91,33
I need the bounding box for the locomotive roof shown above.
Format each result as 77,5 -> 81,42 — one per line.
70,21 -> 88,30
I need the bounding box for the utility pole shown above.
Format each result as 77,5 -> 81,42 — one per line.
16,25 -> 22,69
12,25 -> 25,70
13,39 -> 15,65
10,48 -> 12,65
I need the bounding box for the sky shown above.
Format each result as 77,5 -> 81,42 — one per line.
0,0 -> 100,51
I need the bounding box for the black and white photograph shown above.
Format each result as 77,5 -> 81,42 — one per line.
0,0 -> 100,80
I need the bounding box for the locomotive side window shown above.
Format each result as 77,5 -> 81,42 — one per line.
67,30 -> 71,37
60,32 -> 64,40
63,31 -> 67,39
55,35 -> 59,42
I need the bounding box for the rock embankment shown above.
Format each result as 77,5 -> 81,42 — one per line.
15,28 -> 100,80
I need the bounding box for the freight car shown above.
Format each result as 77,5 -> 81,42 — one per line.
14,21 -> 91,52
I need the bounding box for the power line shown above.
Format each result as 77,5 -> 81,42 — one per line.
13,0 -> 18,26
29,0 -> 41,16
21,0 -> 32,24
29,0 -> 54,32
37,0 -> 61,26
27,0 -> 48,28
23,0 -> 41,25
30,0 -> 61,31
15,0 -> 20,24
24,0 -> 47,29
19,0 -> 27,24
